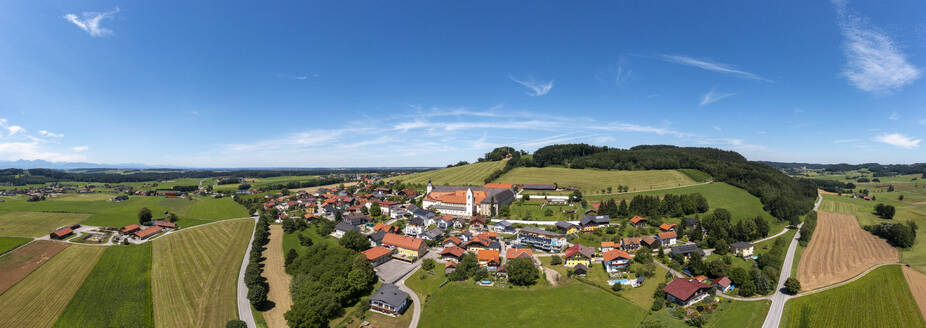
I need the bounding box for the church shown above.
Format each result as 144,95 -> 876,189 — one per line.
422,179 -> 516,217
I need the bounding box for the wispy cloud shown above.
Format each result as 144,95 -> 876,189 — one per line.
699,88 -> 735,106
6,125 -> 24,136
72,146 -> 89,152
615,63 -> 631,87
659,54 -> 771,82
63,7 -> 119,37
0,119 -> 85,161
833,0 -> 921,94
509,76 -> 553,96
873,133 -> 921,148
39,130 -> 63,138
889,112 -> 901,120
696,138 -> 767,152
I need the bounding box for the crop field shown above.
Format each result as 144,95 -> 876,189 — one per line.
151,219 -> 252,328
0,240 -> 69,293
902,266 -> 926,322
53,244 -> 153,328
494,167 -> 699,194
0,245 -> 105,328
0,236 -> 32,254
386,160 -> 507,186
260,225 -> 292,328
797,211 -> 898,290
418,282 -> 644,328
214,175 -> 320,191
782,265 -> 923,328
0,212 -> 90,237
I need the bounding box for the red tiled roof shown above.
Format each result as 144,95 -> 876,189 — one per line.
505,248 -> 533,259
442,236 -> 462,246
602,249 -> 632,262
694,275 -> 708,282
477,249 -> 500,264
440,246 -> 465,258
484,183 -> 513,189
134,226 -> 162,239
362,247 -> 393,260
154,220 -> 176,228
445,260 -> 457,268
601,241 -> 617,248
120,224 -> 140,233
52,227 -> 73,238
564,244 -> 594,259
714,277 -> 732,288
658,231 -> 677,240
659,223 -> 676,231
382,233 -> 424,250
663,278 -> 711,301
630,216 -> 645,224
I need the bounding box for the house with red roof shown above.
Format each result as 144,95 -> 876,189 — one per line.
154,220 -> 177,229
120,224 -> 141,235
362,246 -> 394,267
602,249 -> 632,273
600,241 -> 617,253
133,226 -> 163,240
564,244 -> 594,268
477,249 -> 500,271
657,231 -> 678,246
505,248 -> 534,261
440,245 -> 466,262
630,216 -> 647,228
663,278 -> 713,306
659,223 -> 676,232
381,233 -> 427,261
51,227 -> 74,239
713,276 -> 733,293
442,236 -> 462,248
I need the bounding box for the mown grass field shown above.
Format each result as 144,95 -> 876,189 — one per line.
782,265 -> 923,328
0,236 -> 32,254
151,219 -> 252,328
214,175 -> 320,191
53,244 -> 153,328
494,167 -> 699,194
0,245 -> 105,328
418,282 -> 644,328
707,299 -> 770,328
386,160 -> 507,186
0,212 -> 90,237
405,263 -> 448,300
507,201 -> 590,221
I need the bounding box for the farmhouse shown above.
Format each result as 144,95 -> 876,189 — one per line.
621,237 -> 641,252
517,227 -> 567,252
602,249 -> 632,273
731,241 -> 754,257
440,245 -> 466,262
670,244 -> 705,259
422,180 -> 515,217
641,236 -> 661,249
629,216 -> 647,228
580,215 -> 610,231
120,224 -> 141,235
477,249 -> 501,271
663,278 -> 712,306
134,226 -> 163,240
370,283 -> 409,315
657,231 -> 678,246
564,244 -> 594,268
153,220 -> 176,229
382,233 -> 427,261
51,227 -> 74,239
362,246 -> 394,267
555,221 -> 579,234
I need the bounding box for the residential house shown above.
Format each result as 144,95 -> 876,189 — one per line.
580,215 -> 610,231
670,244 -> 705,259
442,236 -> 462,248
713,277 -> 734,293
555,221 -> 579,235
517,227 -> 567,252
663,278 -> 712,306
373,223 -> 400,234
731,242 -> 755,257
469,216 -> 487,231
362,247 -> 394,267
404,217 -> 425,236
600,241 -> 617,253
602,249 -> 632,273
630,216 -> 647,228
436,215 -> 455,230
440,245 -> 466,262
657,231 -> 678,246
334,222 -> 359,238
421,228 -> 444,241
659,223 -> 677,232
368,230 -> 387,246
459,231 -> 473,243
477,249 -> 501,271
343,213 -> 371,226
641,236 -> 661,249
445,260 -> 457,274
621,237 -> 641,252
493,220 -> 514,233
572,263 -> 588,276
370,283 -> 409,315
564,244 -> 594,268
505,248 -> 534,261
382,233 -> 427,261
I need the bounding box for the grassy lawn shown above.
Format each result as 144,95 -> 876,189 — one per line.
620,264 -> 670,308
0,236 -> 32,254
282,224 -> 338,256
53,244 -> 153,328
0,211 -> 90,237
418,282 -> 645,328
781,265 -> 923,328
539,256 -> 669,309
507,201 -> 590,221
405,263 -> 448,300
707,299 -> 770,328
185,197 -> 249,219
0,245 -> 105,328
151,219 -> 253,328
495,167 -> 698,194
386,160 -> 507,186
252,304 -> 267,328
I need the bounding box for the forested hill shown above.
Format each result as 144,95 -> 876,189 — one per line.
761,161 -> 926,176
512,144 -> 817,222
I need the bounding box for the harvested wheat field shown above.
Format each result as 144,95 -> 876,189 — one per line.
0,240 -> 69,294
261,225 -> 292,328
797,211 -> 898,290
903,266 -> 926,322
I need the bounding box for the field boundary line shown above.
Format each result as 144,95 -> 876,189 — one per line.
793,263 -> 902,298
0,239 -> 39,258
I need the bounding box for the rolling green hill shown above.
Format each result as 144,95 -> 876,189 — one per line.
494,167 -> 700,194
385,160 -> 507,186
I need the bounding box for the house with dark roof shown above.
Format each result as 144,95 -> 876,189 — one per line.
343,213 -> 371,226
404,217 -> 425,236
522,184 -> 557,190
493,220 -> 514,233
370,283 -> 409,315
555,221 -> 579,235
362,247 -> 394,267
334,222 -> 359,238
663,278 -> 712,306
621,237 -> 641,252
421,228 -> 444,241
683,217 -> 699,229
436,215 -> 455,230
641,235 -> 661,249
580,215 -> 610,231
572,263 -> 588,276
564,244 -> 594,268
368,230 -> 387,245
517,227 -> 567,252
731,241 -> 754,257
670,244 -> 705,258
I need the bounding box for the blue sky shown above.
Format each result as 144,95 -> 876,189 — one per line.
0,0 -> 925,167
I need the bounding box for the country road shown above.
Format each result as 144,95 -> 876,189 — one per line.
237,216 -> 259,328
389,252 -> 437,328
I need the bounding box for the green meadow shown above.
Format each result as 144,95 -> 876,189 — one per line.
386,160 -> 508,186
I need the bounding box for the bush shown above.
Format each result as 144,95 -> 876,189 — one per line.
785,277 -> 801,295
612,282 -> 623,292
550,255 -> 562,265
507,258 -> 539,286
226,320 -> 248,328
422,258 -> 436,271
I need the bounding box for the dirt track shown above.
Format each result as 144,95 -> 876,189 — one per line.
0,240 -> 68,294
797,211 -> 898,290
903,266 -> 926,323
262,225 -> 293,328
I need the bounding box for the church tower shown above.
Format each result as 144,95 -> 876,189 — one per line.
426,178 -> 433,195
466,188 -> 474,216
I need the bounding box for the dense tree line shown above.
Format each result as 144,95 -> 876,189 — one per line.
874,203 -> 897,220
245,216 -> 271,309
597,193 -> 709,219
864,222 -> 918,248
0,168 -> 410,186
284,233 -> 377,328
479,146 -> 526,162
799,178 -> 856,193
524,145 -> 817,222
170,185 -> 199,192
798,211 -> 817,246
694,209 -> 771,249
483,151 -> 524,184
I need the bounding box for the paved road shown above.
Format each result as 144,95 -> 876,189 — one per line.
504,219 -> 578,225
237,217 -> 259,328
388,251 -> 438,328
760,194 -> 821,328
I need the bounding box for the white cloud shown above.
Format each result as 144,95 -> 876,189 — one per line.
39,130 -> 63,138
699,88 -> 735,106
0,142 -> 85,162
834,1 -> 921,94
509,76 -> 553,96
6,125 -> 23,136
889,112 -> 901,120
72,146 -> 89,152
873,133 -> 921,148
63,7 -> 119,37
659,55 -> 771,82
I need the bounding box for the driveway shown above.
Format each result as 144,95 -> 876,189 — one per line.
376,259 -> 419,284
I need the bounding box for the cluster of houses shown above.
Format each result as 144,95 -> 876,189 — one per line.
118,220 -> 177,241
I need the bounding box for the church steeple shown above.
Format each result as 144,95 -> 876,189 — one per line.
426,178 -> 433,195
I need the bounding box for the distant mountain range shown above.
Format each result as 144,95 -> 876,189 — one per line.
0,160 -> 159,170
